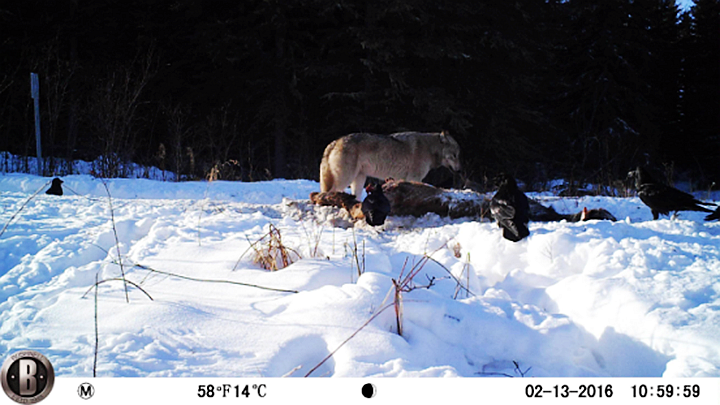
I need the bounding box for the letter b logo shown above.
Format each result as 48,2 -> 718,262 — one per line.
19,359 -> 38,396
2,351 -> 54,403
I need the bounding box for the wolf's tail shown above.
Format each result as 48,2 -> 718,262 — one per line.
319,140 -> 337,192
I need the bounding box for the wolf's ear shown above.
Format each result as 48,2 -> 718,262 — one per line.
440,130 -> 449,142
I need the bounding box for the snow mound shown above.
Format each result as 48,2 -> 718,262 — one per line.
1,174 -> 719,377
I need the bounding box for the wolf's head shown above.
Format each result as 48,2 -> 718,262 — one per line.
439,131 -> 461,172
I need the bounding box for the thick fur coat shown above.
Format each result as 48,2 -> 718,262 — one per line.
319,131 -> 461,198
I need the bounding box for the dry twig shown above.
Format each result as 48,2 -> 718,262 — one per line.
102,180 -> 129,303
134,263 -> 298,294
0,179 -> 51,239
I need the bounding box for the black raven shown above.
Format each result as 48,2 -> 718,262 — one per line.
361,183 -> 391,226
46,178 -> 64,196
629,166 -> 715,220
490,173 -> 530,242
706,207 -> 720,221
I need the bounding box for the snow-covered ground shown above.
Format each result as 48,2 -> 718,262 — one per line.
1,173 -> 719,378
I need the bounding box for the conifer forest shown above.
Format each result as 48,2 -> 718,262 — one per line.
0,0 -> 718,190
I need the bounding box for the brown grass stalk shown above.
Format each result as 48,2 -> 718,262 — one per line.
235,224 -> 301,271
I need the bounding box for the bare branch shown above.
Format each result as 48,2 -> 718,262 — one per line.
134,263 -> 298,294
102,181 -> 129,303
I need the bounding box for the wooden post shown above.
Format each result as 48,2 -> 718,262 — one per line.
30,73 -> 42,175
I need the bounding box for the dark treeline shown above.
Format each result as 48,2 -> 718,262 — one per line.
0,0 -> 718,190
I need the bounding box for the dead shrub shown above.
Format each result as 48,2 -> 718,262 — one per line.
246,224 -> 301,271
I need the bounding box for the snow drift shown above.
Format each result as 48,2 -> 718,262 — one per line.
1,173 -> 719,377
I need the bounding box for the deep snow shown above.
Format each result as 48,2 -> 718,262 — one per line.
1,173 -> 719,378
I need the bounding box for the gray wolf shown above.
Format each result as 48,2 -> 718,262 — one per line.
319,131 -> 461,198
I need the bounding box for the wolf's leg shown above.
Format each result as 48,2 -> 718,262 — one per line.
351,173 -> 367,199
319,160 -> 334,192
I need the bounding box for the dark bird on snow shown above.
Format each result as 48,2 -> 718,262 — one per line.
705,207 -> 720,221
46,178 -> 64,196
628,166 -> 716,220
361,183 -> 391,226
490,173 -> 530,242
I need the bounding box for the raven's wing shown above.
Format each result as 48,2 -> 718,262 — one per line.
640,183 -> 714,214
490,199 -> 516,221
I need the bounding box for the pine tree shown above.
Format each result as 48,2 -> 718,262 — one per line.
681,0 -> 720,182
553,0 -> 682,183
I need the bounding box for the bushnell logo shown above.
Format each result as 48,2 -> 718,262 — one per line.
1,351 -> 55,404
